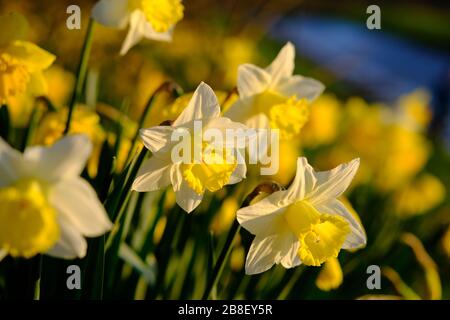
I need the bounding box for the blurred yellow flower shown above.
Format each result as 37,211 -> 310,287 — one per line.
442,226 -> 450,259
0,12 -> 54,101
393,174 -> 445,217
301,94 -> 341,147
270,140 -> 300,185
0,12 -> 55,124
317,94 -> 431,193
396,89 -> 432,131
0,135 -> 111,260
222,37 -> 257,87
43,65 -> 75,107
230,245 -> 246,272
374,125 -> 430,192
34,105 -> 106,177
315,257 -> 343,291
210,197 -> 239,235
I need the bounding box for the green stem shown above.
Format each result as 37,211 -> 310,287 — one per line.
21,103 -> 40,151
64,19 -> 95,134
202,220 -> 240,300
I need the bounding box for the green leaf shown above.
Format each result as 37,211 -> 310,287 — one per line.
119,244 -> 156,286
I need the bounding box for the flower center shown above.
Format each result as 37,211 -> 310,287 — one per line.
181,144 -> 237,195
252,91 -> 309,140
0,179 -> 59,258
130,0 -> 184,33
283,201 -> 350,266
0,53 -> 30,102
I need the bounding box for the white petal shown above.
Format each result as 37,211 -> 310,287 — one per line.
170,162 -> 183,191
170,163 -> 203,213
315,199 -> 367,249
280,239 -> 302,269
132,156 -> 172,192
245,113 -> 270,130
175,181 -> 204,213
120,10 -> 146,55
308,158 -> 360,205
46,214 -> 87,259
237,190 -> 288,236
91,0 -> 129,29
172,82 -> 220,127
285,157 -> 317,202
139,126 -> 174,154
243,114 -> 274,166
237,64 -> 271,99
229,149 -> 246,184
223,98 -> 252,124
51,178 -> 112,237
276,75 -> 325,101
0,137 -> 22,187
245,232 -> 299,275
23,135 -> 92,182
265,42 -> 295,86
204,116 -> 250,148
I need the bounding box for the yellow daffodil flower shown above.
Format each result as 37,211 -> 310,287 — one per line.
237,157 -> 366,274
225,42 -> 324,140
132,82 -> 250,213
0,135 -> 112,260
0,12 -> 55,114
92,0 -> 184,55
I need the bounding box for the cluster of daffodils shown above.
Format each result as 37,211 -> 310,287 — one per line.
131,45 -> 366,274
0,6 -> 367,282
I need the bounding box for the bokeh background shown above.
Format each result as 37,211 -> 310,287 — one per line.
0,0 -> 449,299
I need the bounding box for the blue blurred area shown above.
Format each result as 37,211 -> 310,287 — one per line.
272,14 -> 450,142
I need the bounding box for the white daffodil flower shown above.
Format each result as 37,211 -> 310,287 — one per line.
225,42 -> 325,140
132,82 -> 250,213
0,135 -> 112,261
92,0 -> 184,55
237,157 -> 366,275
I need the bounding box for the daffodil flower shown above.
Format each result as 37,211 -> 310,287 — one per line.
92,0 -> 184,55
0,135 -> 112,260
237,157 -> 366,274
0,12 -> 55,103
225,42 -> 324,140
132,82 -> 249,213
